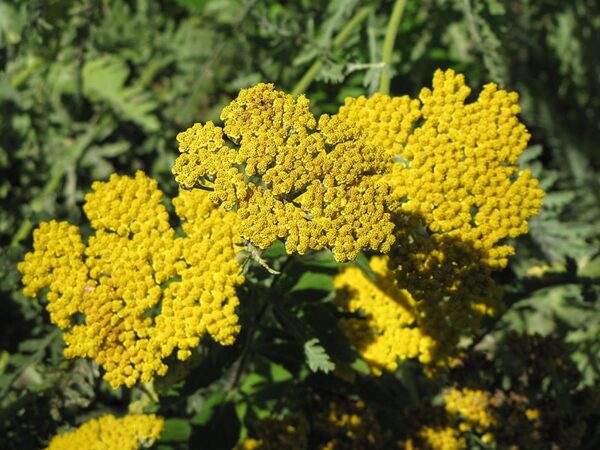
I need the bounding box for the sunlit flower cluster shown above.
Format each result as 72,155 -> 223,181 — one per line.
337,68 -> 544,269
333,69 -> 542,371
172,83 -> 395,262
18,171 -> 244,388
408,426 -> 466,450
46,413 -> 163,450
20,70 -> 545,397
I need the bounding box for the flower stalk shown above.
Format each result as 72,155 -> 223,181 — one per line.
379,0 -> 408,95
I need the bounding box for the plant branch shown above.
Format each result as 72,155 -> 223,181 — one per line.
379,0 -> 407,95
291,6 -> 372,96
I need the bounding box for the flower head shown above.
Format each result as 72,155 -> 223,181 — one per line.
334,69 -> 541,372
46,414 -> 163,450
172,83 -> 395,262
336,68 -> 544,269
19,171 -> 244,388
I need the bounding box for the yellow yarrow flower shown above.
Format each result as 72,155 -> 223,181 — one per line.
46,413 -> 163,450
414,426 -> 467,450
172,83 -> 395,262
406,387 -> 497,449
336,68 -> 544,269
443,387 -> 497,433
334,254 -> 500,372
18,171 -> 244,388
335,256 -> 432,373
334,69 -> 542,372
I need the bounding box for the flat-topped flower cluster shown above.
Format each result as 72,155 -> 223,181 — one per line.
45,413 -> 164,450
19,69 -> 544,388
19,172 -> 244,388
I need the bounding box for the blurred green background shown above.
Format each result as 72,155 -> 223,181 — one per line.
0,1 -> 599,449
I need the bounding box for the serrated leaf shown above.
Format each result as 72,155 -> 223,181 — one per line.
82,56 -> 159,131
517,145 -> 543,165
304,338 -> 335,373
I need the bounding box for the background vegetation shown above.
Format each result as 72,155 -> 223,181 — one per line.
0,0 -> 598,448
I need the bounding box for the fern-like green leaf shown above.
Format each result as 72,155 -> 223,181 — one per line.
82,55 -> 159,132
304,338 -> 335,373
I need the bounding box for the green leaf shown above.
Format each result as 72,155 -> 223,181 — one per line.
354,252 -> 375,280
160,418 -> 192,442
191,391 -> 227,426
517,145 -> 543,165
0,3 -> 25,46
82,55 -> 159,132
290,272 -> 334,293
304,338 -> 335,373
486,0 -> 506,15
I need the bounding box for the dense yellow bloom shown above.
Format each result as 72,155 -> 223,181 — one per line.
18,171 -> 244,388
334,69 -> 542,372
336,68 -> 544,269
406,388 -> 496,449
334,254 -> 500,371
173,83 -> 395,262
443,388 -> 496,432
46,413 -> 163,450
334,257 -> 433,372
413,426 -> 466,450
19,220 -> 89,329
335,93 -> 422,159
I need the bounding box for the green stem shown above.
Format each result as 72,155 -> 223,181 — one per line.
291,6 -> 372,96
379,0 -> 407,95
